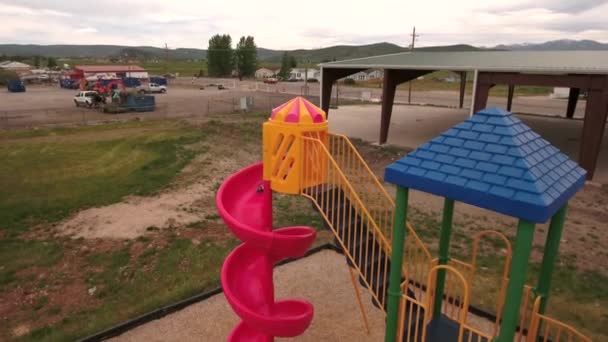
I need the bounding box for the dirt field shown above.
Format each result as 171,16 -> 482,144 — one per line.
0,85 -> 303,129
0,79 -> 593,130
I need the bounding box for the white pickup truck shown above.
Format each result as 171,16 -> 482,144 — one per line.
73,91 -> 98,107
137,83 -> 167,94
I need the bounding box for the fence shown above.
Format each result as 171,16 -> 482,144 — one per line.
0,92 -> 327,129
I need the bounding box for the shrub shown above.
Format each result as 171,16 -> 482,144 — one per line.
343,78 -> 356,86
0,70 -> 19,86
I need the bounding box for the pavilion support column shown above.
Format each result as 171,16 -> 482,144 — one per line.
320,78 -> 334,115
507,85 -> 515,111
536,204 -> 568,314
459,71 -> 467,109
566,88 -> 580,119
320,67 -> 368,117
579,79 -> 608,180
473,72 -> 493,114
496,220 -> 535,342
380,69 -> 433,144
385,187 -> 409,342
433,198 -> 455,318
380,70 -> 398,144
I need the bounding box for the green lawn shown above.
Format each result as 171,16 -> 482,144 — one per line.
0,121 -> 203,235
141,61 -> 205,76
0,120 -> 214,340
21,237 -> 233,341
0,116 -> 330,341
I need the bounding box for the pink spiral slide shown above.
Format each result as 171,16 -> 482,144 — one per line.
217,162 -> 317,341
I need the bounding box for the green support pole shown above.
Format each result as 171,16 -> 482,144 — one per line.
536,204 -> 568,314
433,198 -> 455,317
495,219 -> 536,342
385,186 -> 409,342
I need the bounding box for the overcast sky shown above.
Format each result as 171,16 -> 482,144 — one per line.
1,0 -> 607,49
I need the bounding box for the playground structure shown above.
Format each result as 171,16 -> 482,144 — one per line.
217,97 -> 593,341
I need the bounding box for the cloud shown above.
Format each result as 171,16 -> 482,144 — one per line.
75,27 -> 98,34
0,3 -> 71,17
0,0 -> 606,49
488,0 -> 607,14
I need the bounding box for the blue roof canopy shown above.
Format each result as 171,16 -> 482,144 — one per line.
384,107 -> 586,223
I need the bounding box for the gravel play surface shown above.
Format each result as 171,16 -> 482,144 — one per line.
112,249 -> 386,341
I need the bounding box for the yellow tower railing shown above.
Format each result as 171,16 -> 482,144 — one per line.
528,296 -> 592,342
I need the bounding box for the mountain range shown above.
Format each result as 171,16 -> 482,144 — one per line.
0,39 -> 606,62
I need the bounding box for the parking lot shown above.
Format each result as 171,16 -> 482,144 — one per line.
0,84 -> 305,128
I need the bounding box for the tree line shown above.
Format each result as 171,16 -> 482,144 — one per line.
207,34 -> 300,79
207,34 -> 258,78
0,54 -> 58,69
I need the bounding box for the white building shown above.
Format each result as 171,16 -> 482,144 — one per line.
366,69 -> 384,80
0,61 -> 32,71
255,68 -> 275,79
551,87 -> 570,99
0,61 -> 33,76
346,71 -> 368,81
289,68 -> 320,81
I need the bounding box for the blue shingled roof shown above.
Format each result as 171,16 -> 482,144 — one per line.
384,107 -> 587,223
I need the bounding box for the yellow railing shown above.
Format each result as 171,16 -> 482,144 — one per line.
528,297 -> 592,342
327,133 -> 397,242
397,288 -> 426,342
402,221 -> 434,301
301,135 -> 392,310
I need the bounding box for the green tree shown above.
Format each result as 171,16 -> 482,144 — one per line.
235,36 -> 258,79
33,55 -> 41,68
47,57 -> 58,69
278,52 -> 292,80
0,70 -> 19,86
289,55 -> 297,68
207,34 -> 233,77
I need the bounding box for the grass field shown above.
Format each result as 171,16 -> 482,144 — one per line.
0,120 -> 216,340
0,114 -> 605,341
0,117 -> 327,341
0,121 -> 203,234
141,61 -> 205,76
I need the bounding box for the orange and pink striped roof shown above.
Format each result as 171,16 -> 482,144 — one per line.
270,97 -> 326,124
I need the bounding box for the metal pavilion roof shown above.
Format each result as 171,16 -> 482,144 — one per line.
384,107 -> 587,223
320,51 -> 608,74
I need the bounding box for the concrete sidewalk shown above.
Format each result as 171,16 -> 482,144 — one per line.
328,104 -> 608,184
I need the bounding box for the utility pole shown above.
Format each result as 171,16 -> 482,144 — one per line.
408,26 -> 419,104
304,58 -> 310,96
164,43 -> 169,75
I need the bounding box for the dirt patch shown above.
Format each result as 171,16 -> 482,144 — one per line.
58,182 -> 208,239
57,119 -> 262,240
